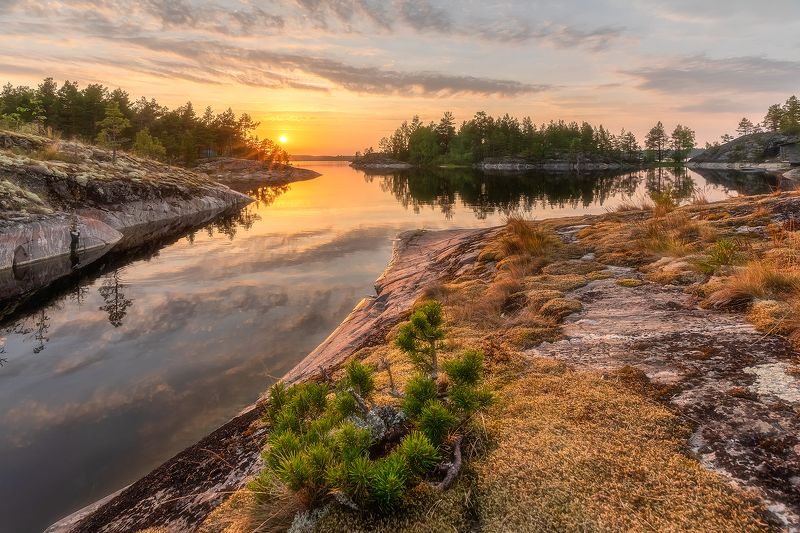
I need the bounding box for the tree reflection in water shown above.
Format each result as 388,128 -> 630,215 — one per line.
3,307 -> 54,354
98,270 -> 133,328
248,184 -> 291,208
367,167 -> 648,219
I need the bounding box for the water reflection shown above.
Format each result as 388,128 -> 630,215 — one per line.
0,163 -> 779,532
98,270 -> 134,328
365,165 -> 770,221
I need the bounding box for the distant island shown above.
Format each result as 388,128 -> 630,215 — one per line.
352,96 -> 800,174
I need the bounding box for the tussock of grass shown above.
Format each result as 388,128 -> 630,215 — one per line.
537,297 -> 582,321
633,212 -> 708,257
747,299 -> 797,337
703,261 -> 800,309
616,278 -> 644,288
197,480 -> 300,533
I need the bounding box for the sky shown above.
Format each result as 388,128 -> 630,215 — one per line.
1,0 -> 799,154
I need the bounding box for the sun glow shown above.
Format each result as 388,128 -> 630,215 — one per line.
279,135 -> 288,144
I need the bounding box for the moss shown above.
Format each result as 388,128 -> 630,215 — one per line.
616,278 -> 644,288
538,298 -> 582,321
474,362 -> 769,532
507,326 -> 561,349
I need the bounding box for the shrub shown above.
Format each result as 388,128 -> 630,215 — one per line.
255,299 -> 495,519
264,381 -> 289,424
449,385 -> 493,416
334,422 -> 372,463
345,455 -> 373,502
344,359 -> 375,397
265,429 -> 302,470
443,349 -> 484,387
371,453 -> 409,512
698,239 -> 740,274
419,400 -> 457,446
275,452 -> 309,492
397,431 -> 440,479
334,390 -> 359,418
402,375 -> 438,418
396,300 -> 445,379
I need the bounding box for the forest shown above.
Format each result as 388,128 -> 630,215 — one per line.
0,78 -> 288,165
369,112 -> 694,167
368,95 -> 800,167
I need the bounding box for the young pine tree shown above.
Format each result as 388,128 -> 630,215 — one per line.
395,301 -> 445,380
96,102 -> 130,164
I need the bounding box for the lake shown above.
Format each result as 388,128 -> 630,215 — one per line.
0,163 -> 781,532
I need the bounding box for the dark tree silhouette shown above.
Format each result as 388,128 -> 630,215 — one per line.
98,270 -> 133,328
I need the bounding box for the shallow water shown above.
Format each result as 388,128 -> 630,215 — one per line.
0,163 -> 778,532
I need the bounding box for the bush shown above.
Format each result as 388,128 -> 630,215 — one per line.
444,349 -> 485,387
419,400 -> 457,446
449,385 -> 493,415
255,299 -> 495,518
402,375 -> 438,418
344,359 -> 375,397
371,453 -> 409,512
396,300 -> 445,378
397,431 -> 440,478
345,455 -> 373,502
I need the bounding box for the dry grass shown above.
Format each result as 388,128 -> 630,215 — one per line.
633,212 -> 710,257
197,476 -> 302,533
616,278 -> 644,288
475,358 -> 770,533
702,261 -> 800,309
649,186 -> 680,217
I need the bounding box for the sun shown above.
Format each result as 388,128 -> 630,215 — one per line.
279,135 -> 288,144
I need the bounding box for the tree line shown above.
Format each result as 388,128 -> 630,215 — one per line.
0,78 -> 288,165
731,95 -> 800,139
368,112 -> 696,166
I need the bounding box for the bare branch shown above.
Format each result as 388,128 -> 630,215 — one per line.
431,434 -> 463,491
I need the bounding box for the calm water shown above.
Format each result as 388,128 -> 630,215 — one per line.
0,163 -> 779,532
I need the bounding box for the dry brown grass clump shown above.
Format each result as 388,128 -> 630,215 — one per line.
197,485 -> 301,533
537,297 -> 582,321
702,261 -> 800,309
633,212 -> 713,257
475,358 -> 769,532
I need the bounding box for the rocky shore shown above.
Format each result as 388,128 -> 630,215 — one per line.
0,130 -> 252,300
193,157 -> 321,189
46,227 -> 492,533
47,192 -> 800,532
477,156 -> 636,172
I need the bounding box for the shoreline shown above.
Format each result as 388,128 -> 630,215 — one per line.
0,130 -> 323,303
45,227 -> 497,533
45,192 -> 800,531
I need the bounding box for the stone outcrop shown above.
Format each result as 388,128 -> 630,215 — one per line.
350,153 -> 412,170
193,157 -> 321,188
477,156 -> 633,173
44,206 -> 800,531
529,227 -> 800,530
0,130 -> 252,298
690,132 -> 798,168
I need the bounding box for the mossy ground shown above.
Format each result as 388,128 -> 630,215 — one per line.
194,201 -> 792,532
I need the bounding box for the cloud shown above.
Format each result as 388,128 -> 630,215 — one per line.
286,0 -> 625,49
623,56 -> 800,95
675,98 -> 753,114
114,37 -> 550,96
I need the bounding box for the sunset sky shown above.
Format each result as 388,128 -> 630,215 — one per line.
1,0 -> 799,154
